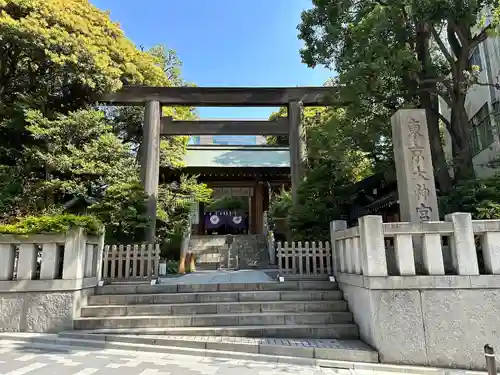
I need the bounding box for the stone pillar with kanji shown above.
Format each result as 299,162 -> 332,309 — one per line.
392,109 -> 439,223
392,109 -> 440,272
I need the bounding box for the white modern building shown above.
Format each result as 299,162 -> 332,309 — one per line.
439,26 -> 500,178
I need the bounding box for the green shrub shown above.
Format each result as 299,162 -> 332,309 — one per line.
439,175 -> 500,219
268,189 -> 292,222
205,196 -> 248,212
165,260 -> 179,274
0,214 -> 103,235
160,231 -> 183,260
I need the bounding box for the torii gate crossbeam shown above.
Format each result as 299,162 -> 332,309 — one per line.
101,86 -> 334,242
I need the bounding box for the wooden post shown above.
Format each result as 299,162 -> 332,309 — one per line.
255,182 -> 264,234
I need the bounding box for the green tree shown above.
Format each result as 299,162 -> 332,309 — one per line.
0,0 -> 169,169
268,106 -> 374,239
0,1 -> 211,245
18,108 -> 148,241
298,0 -> 500,187
12,107 -> 211,243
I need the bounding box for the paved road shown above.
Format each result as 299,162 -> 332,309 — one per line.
0,341 -> 362,375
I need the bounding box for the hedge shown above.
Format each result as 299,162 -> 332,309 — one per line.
0,214 -> 103,236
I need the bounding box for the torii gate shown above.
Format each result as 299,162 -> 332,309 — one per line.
102,86 -> 332,242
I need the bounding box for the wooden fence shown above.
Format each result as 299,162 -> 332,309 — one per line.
102,244 -> 160,282
277,241 -> 332,277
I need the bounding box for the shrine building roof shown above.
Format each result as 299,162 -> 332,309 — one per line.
182,145 -> 290,168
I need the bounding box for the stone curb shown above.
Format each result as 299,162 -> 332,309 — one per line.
58,332 -> 378,363
0,334 -> 487,375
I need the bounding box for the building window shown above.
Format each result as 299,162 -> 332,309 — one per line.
470,103 -> 494,155
469,47 -> 483,70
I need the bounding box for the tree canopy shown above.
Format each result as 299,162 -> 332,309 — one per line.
268,106 -> 374,240
298,0 -> 500,190
268,0 -> 500,239
0,0 -> 211,248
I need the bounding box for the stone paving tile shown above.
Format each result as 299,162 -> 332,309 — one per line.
0,341 -> 348,375
0,340 -> 484,375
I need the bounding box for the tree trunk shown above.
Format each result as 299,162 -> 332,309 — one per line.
423,98 -> 453,192
415,21 -> 453,193
446,23 -> 475,181
449,52 -> 475,180
450,102 -> 475,180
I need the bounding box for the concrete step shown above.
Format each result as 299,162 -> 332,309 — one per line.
95,280 -> 337,295
194,262 -> 219,270
74,311 -> 354,330
81,300 -> 348,317
72,324 -> 360,339
57,332 -> 378,363
89,289 -> 343,305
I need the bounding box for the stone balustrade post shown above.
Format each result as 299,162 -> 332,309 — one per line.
96,232 -> 105,281
358,215 -> 387,276
481,222 -> 500,274
445,212 -> 479,275
0,244 -> 15,280
62,227 -> 86,280
39,243 -> 61,280
422,232 -> 445,275
330,220 -> 347,275
17,243 -> 38,280
394,233 -> 416,276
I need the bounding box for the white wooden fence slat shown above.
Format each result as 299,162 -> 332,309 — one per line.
147,244 -> 153,278
117,245 -> 124,279
125,245 -> 131,279
326,242 -> 332,275
318,241 -> 324,275
139,244 -> 146,278
312,242 -> 317,275
110,245 -> 117,280
277,242 -> 283,274
103,245 -> 110,279
133,244 -> 139,278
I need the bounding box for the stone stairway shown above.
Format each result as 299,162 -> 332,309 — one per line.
68,280 -> 378,364
189,235 -> 269,270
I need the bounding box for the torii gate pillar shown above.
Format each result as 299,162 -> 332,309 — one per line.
288,101 -> 307,201
140,100 -> 161,243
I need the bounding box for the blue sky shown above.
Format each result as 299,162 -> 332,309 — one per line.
92,0 -> 333,119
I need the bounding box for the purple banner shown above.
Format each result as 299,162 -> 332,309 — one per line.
204,212 -> 248,230
227,214 -> 247,229
205,213 -> 226,229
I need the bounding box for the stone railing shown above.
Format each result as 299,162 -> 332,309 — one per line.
263,211 -> 276,265
101,244 -> 160,282
277,241 -> 332,277
0,228 -> 104,332
331,213 -> 500,276
0,228 -> 103,285
330,213 -> 500,370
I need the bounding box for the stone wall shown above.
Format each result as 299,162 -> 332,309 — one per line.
0,285 -> 94,332
0,229 -> 102,333
339,274 -> 500,370
330,213 -> 500,370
